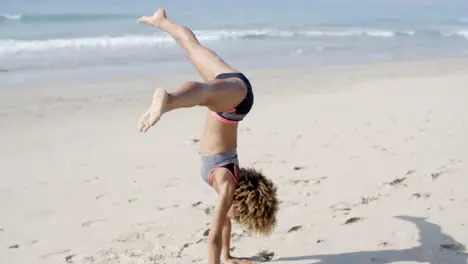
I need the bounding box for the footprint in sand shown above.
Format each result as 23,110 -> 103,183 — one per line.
430,160 -> 462,181
412,193 -> 431,199
287,225 -> 302,233
290,177 -> 326,186
255,249 -> 276,261
331,201 -> 352,210
191,201 -> 214,215
192,201 -> 202,207
378,241 -> 390,247
156,206 -> 166,211
81,218 -> 107,227
431,171 -> 445,180
82,256 -> 96,263
403,136 -> 416,142
358,196 -> 380,206
178,243 -> 191,257
383,170 -> 416,188
205,206 -> 214,215
290,179 -> 309,184
137,220 -> 158,227
385,177 -> 407,187
115,231 -> 145,243
372,145 -> 388,152
231,230 -> 248,242
83,177 -> 99,183
290,134 -> 303,148
344,217 -> 364,225
65,254 -> 76,263
190,227 -> 210,242
38,249 -> 72,260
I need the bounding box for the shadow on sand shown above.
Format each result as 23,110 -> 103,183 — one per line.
274,216 -> 467,264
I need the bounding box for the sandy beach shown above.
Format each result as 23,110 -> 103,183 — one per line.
1,58 -> 468,264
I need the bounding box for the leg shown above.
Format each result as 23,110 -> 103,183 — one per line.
138,8 -> 236,82
138,81 -> 210,133
137,9 -> 247,133
138,80 -> 245,132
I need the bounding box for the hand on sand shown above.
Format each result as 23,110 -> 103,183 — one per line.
224,256 -> 254,264
137,8 -> 167,27
138,88 -> 168,133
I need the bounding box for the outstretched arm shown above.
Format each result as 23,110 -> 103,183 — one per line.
222,217 -> 233,260
207,183 -> 235,264
222,215 -> 254,264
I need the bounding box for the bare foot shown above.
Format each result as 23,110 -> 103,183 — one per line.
137,8 -> 167,28
138,88 -> 168,132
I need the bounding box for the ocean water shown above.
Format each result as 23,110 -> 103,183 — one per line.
1,0 -> 468,84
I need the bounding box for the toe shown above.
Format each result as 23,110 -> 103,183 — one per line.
137,16 -> 150,24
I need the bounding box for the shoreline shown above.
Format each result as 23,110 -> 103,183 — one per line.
2,54 -> 468,88
3,55 -> 468,89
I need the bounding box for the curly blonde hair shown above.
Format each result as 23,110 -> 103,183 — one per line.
231,167 -> 279,235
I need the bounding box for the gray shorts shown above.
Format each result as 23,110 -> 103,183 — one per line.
200,149 -> 239,186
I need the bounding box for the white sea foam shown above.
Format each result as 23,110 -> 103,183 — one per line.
442,31 -> 468,39
0,35 -> 176,55
0,28 -> 456,56
2,14 -> 22,21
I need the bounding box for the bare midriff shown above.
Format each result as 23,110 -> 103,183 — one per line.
199,110 -> 238,156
